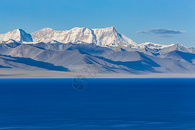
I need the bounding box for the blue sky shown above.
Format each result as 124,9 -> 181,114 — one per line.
0,0 -> 194,47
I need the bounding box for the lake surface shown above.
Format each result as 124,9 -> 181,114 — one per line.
0,78 -> 195,129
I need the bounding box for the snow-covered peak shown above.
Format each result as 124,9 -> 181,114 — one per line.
0,29 -> 32,43
92,27 -> 136,46
138,42 -> 174,49
31,27 -> 137,47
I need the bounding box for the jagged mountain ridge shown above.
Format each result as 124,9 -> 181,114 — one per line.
31,27 -> 137,47
1,27 -> 193,50
0,27 -> 137,47
0,27 -> 194,74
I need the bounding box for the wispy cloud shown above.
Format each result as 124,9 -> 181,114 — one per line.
136,28 -> 186,37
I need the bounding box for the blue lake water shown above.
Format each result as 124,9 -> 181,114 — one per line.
0,78 -> 195,129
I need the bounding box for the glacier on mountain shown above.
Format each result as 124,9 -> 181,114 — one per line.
31,27 -> 137,47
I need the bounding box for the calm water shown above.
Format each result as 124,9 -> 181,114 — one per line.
0,78 -> 195,130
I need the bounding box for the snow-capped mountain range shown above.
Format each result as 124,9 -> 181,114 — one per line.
0,27 -> 136,47
1,26 -> 191,50
0,27 -> 194,74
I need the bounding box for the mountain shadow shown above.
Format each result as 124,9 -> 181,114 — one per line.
0,55 -> 69,71
93,55 -> 160,73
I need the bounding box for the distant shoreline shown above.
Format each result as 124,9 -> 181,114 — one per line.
0,70 -> 194,78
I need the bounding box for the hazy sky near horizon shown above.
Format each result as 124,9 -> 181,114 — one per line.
0,0 -> 194,47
